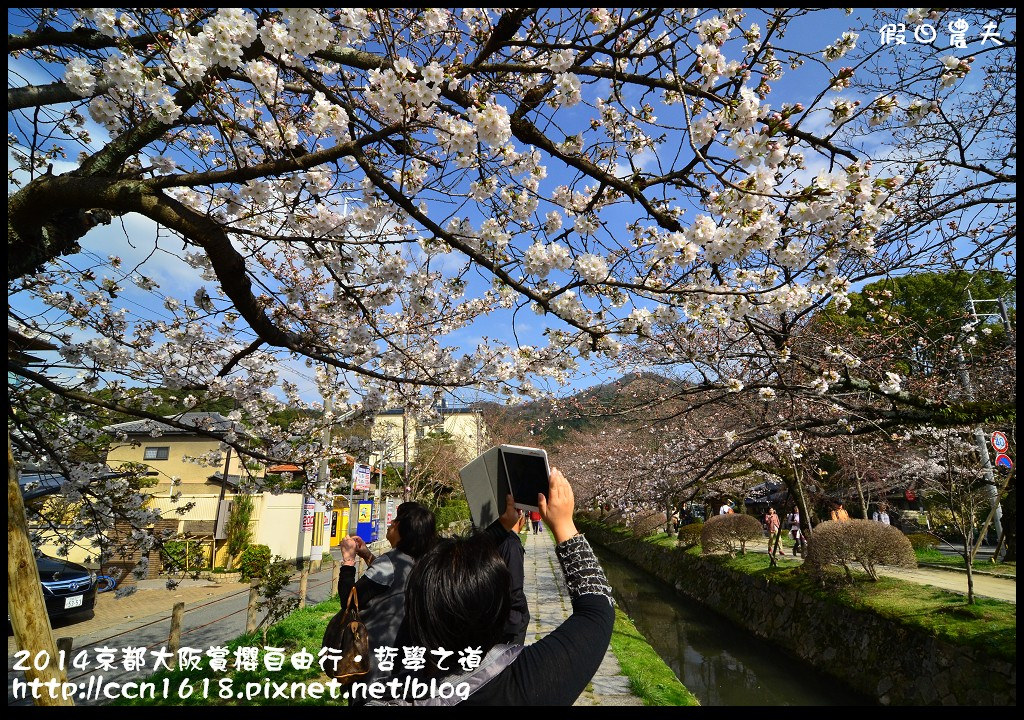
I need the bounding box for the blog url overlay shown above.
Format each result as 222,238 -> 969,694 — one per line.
12,675 -> 471,703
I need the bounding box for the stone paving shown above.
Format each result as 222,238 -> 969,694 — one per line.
520,528 -> 643,706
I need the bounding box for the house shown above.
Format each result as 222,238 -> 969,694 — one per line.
103,411 -> 264,496
369,402 -> 488,472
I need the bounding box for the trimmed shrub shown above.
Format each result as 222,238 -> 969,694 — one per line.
677,521 -> 703,549
434,499 -> 471,531
238,544 -> 272,581
700,514 -> 764,556
804,519 -> 917,581
630,510 -> 668,537
603,509 -> 628,527
905,532 -> 940,550
441,518 -> 473,538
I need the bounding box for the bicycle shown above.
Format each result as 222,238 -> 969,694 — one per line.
95,575 -> 118,593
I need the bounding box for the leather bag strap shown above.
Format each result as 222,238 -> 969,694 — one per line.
343,586 -> 360,620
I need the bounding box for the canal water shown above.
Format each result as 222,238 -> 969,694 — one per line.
594,545 -> 875,706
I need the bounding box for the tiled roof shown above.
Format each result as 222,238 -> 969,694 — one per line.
103,411 -> 247,437
376,405 -> 479,416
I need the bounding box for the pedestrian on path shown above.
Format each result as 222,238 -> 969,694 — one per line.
530,509 -> 542,534
764,507 -> 781,558
871,504 -> 891,525
830,501 -> 850,522
390,468 -> 614,705
787,506 -> 804,556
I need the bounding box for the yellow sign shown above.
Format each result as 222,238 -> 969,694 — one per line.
358,504 -> 372,523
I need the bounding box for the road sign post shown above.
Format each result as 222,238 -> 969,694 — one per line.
991,431 -> 1008,453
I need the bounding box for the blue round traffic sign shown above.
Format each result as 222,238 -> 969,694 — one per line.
991,431 -> 1008,452
994,453 -> 1012,470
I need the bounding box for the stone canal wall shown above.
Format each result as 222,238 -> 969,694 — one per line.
579,520 -> 1015,706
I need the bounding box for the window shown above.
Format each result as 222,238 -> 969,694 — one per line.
144,446 -> 170,461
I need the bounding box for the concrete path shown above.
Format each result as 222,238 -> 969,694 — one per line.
748,538 -> 1016,603
520,528 -> 644,706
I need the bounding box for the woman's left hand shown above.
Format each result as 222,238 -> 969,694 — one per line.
499,493 -> 519,531
340,535 -> 359,564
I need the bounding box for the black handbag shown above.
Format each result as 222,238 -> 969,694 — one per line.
321,587 -> 371,682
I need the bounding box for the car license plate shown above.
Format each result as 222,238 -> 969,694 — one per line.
64,595 -> 83,609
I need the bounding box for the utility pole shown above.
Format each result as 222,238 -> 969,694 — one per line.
402,408 -> 410,501
309,382 -> 334,572
958,289 -> 1003,543
213,444 -> 232,555
311,210 -> 348,570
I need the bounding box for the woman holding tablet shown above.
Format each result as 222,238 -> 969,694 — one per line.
390,468 -> 614,705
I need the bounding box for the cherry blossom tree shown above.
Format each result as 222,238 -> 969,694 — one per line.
7,9 -> 1015,563
892,427 -> 1003,603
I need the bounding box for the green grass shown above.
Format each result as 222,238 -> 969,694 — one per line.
809,571 -> 1017,660
608,607 -> 700,706
114,596 -> 344,706
915,547 -> 1017,576
641,531 -> 679,550
708,553 -> 1016,660
579,518 -> 1016,664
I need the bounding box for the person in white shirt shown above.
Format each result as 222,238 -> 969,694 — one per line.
719,500 -> 734,515
872,504 -> 891,525
786,507 -> 803,555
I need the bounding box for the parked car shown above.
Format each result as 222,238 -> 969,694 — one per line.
35,554 -> 98,621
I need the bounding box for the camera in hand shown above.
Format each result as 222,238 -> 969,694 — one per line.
459,444 -> 551,528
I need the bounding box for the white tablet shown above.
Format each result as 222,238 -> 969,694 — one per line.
500,444 -> 550,512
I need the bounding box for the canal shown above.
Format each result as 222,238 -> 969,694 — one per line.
594,545 -> 875,706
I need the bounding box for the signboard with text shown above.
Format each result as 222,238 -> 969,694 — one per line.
301,500 -> 315,532
352,463 -> 372,491
385,497 -> 398,530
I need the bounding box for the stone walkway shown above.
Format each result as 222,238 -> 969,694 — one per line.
520,528 -> 643,706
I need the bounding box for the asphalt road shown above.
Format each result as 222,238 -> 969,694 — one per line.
7,561 -> 340,706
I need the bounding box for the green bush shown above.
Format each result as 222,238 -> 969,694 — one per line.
677,521 -> 704,549
629,510 -> 669,537
161,539 -> 208,573
238,544 -> 272,580
905,532 -> 940,550
804,519 -> 917,581
700,514 -> 763,556
434,499 -> 470,530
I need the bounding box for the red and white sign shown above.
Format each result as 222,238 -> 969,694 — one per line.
352,463 -> 372,491
385,497 -> 398,527
991,431 -> 1008,453
301,500 -> 315,532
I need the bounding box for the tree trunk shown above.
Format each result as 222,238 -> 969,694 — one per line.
963,551 -> 975,605
8,431 -> 73,705
854,469 -> 868,519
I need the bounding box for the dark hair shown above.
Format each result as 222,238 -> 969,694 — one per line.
404,533 -> 510,662
394,501 -> 437,559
